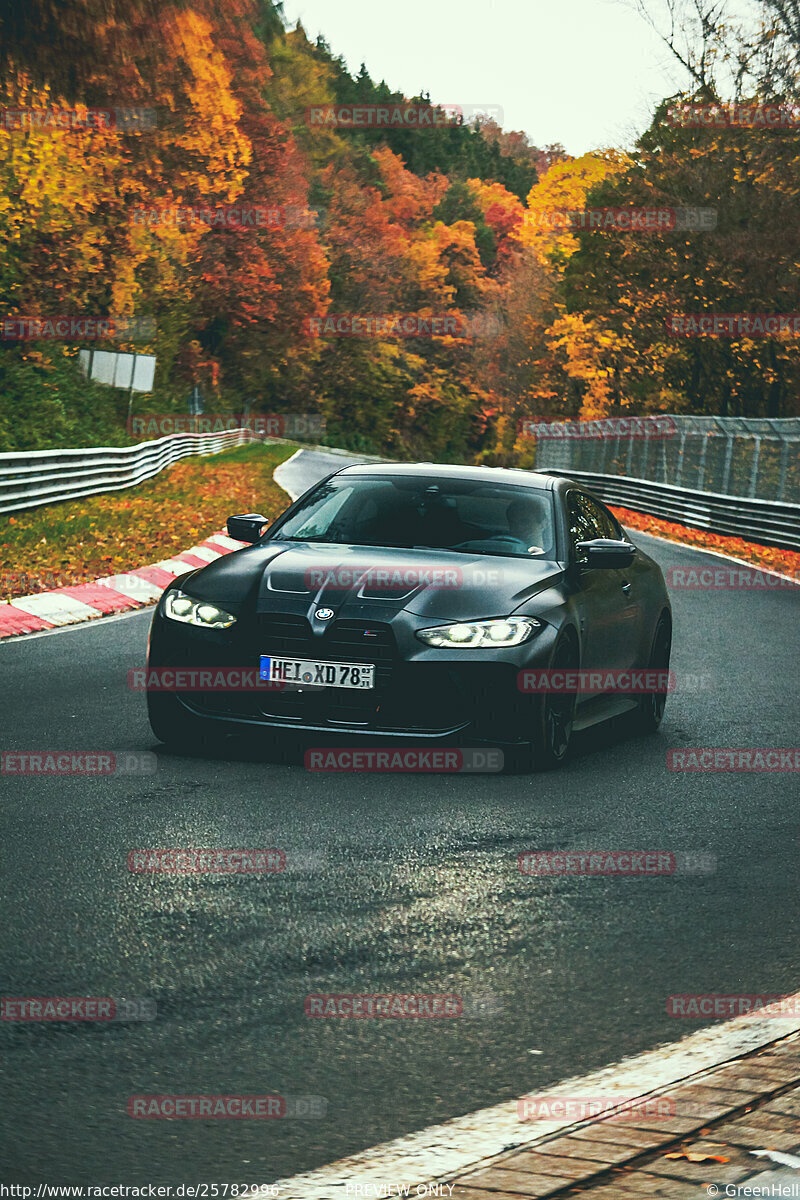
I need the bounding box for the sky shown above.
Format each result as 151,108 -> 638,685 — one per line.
279,0 -> 693,156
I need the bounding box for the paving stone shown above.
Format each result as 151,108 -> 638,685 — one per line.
449,1039 -> 800,1200
498,1151 -> 614,1180
717,1109 -> 800,1134
569,1124 -> 678,1149
454,1169 -> 574,1196
643,1153 -> 761,1183
520,1138 -> 615,1163
677,1137 -> 755,1164
533,1138 -> 642,1165
451,1190 -> 557,1200
662,1100 -> 733,1120
704,1123 -> 800,1152
608,1115 -> 708,1135
746,1167 -> 800,1189
590,1173 -> 724,1198
762,1093 -> 800,1116
726,1061 -> 800,1083
726,1055 -> 799,1073
759,1046 -> 800,1065
700,1067 -> 797,1091
670,1084 -> 750,1108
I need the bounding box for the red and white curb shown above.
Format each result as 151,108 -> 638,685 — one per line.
0,444 -> 352,642
0,531 -> 248,640
265,998 -> 800,1199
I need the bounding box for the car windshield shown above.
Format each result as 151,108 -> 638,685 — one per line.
271,474 -> 557,559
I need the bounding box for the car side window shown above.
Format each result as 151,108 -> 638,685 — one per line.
600,502 -> 625,540
566,491 -> 602,562
585,496 -> 620,540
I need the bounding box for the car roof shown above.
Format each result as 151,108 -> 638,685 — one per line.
333,462 -> 558,491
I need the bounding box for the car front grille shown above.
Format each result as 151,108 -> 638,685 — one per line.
254,614 -> 395,726
177,615 -> 493,736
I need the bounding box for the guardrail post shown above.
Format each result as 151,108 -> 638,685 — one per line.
777,440 -> 789,501
674,429 -> 687,486
697,436 -> 709,490
597,432 -> 609,474
721,435 -> 734,494
640,431 -> 650,479
749,437 -> 762,498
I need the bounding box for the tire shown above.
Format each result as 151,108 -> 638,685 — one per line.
505,632 -> 578,773
147,689 -> 220,753
636,614 -> 672,733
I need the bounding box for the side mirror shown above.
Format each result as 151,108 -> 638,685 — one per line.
227,513 -> 269,543
576,538 -> 636,569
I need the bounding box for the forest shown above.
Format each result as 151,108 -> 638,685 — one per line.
0,0 -> 798,459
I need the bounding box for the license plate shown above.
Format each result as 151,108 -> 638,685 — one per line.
260,656 -> 375,690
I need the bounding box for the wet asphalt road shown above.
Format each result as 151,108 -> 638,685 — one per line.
1,449 -> 799,1184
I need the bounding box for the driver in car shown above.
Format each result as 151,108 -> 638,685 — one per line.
506,498 -> 547,554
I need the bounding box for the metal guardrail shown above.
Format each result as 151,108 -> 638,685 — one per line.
555,469 -> 800,551
0,428 -> 261,515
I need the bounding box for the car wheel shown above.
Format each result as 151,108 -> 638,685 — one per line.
637,614 -> 672,733
506,632 -> 578,773
147,689 -> 217,754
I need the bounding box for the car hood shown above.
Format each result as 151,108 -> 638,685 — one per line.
182,541 -> 564,621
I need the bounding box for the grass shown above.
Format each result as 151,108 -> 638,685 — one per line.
1,442 -> 298,601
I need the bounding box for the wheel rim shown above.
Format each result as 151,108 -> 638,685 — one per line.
647,619 -> 671,724
545,639 -> 575,759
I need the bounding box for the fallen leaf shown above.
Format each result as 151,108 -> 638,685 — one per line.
665,1152 -> 729,1163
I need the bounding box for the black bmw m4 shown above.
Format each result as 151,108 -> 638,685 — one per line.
146,463 -> 672,770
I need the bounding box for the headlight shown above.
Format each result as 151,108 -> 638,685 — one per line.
163,589 -> 237,629
416,616 -> 541,648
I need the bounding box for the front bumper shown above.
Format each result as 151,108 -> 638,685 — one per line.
146,605 -> 559,745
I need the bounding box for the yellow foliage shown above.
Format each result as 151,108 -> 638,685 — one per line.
520,151 -> 629,269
